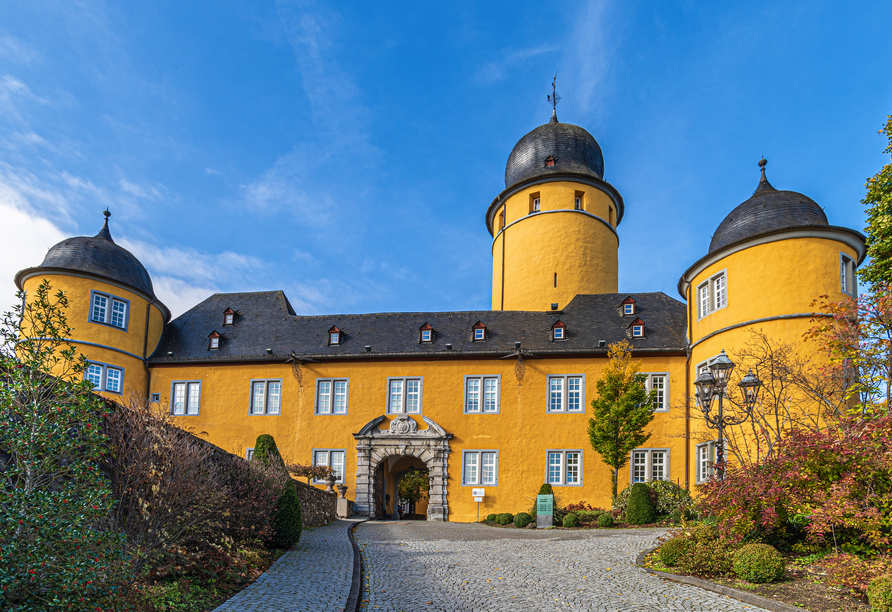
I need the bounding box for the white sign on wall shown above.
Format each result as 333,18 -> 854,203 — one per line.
472,488 -> 485,497
473,496 -> 483,502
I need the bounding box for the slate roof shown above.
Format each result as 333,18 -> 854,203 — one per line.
504,112 -> 605,190
709,163 -> 829,254
16,212 -> 156,299
150,290 -> 688,364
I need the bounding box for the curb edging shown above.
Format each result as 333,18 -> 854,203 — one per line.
635,546 -> 807,612
345,518 -> 369,612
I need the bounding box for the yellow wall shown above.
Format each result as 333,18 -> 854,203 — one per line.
21,272 -> 165,402
154,353 -> 687,522
492,181 -> 619,311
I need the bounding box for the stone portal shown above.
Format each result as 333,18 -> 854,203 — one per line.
353,415 -> 452,521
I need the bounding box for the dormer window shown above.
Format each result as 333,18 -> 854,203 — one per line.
629,318 -> 646,338
620,296 -> 637,316
208,331 -> 221,350
420,323 -> 434,343
552,320 -> 566,340
544,155 -> 555,167
328,325 -> 342,345
472,321 -> 486,341
223,308 -> 235,326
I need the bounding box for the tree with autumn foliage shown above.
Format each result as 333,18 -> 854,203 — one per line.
588,340 -> 656,500
859,114 -> 892,290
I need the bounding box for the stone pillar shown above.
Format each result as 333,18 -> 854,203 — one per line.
336,485 -> 351,518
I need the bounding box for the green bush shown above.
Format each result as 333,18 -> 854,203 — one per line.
496,512 -> 514,525
658,537 -> 690,567
626,483 -> 656,525
576,510 -> 604,522
597,513 -> 614,527
538,483 -> 554,495
486,513 -> 497,523
253,434 -> 282,467
615,480 -> 693,517
563,513 -> 580,528
514,512 -> 532,528
674,523 -> 735,576
732,543 -> 785,583
868,575 -> 892,612
268,482 -> 302,548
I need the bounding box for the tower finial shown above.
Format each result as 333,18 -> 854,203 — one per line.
754,157 -> 774,194
104,208 -> 111,220
547,72 -> 561,122
759,157 -> 767,179
96,208 -> 114,242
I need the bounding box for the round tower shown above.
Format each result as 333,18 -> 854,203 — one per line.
14,211 -> 170,401
486,111 -> 625,311
679,158 -> 866,395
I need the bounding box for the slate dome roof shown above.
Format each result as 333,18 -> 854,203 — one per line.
504,112 -> 605,189
29,211 -> 156,298
709,160 -> 829,254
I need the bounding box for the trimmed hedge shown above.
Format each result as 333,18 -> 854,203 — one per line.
486,513 -> 497,523
514,512 -> 532,528
658,537 -> 690,567
597,513 -> 614,527
732,544 -> 785,583
626,483 -> 656,525
268,482 -> 302,548
496,513 -> 514,525
538,483 -> 553,495
869,575 -> 892,612
562,513 -> 580,528
253,434 -> 282,467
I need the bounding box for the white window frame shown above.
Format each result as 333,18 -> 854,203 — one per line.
632,324 -> 644,337
545,449 -> 584,487
474,327 -> 485,341
546,374 -> 585,413
553,326 -> 565,340
532,197 -> 541,212
697,270 -> 728,320
645,373 -> 669,412
464,375 -> 501,414
312,449 -> 346,484
224,312 -> 234,325
171,380 -> 201,416
246,448 -> 254,460
84,361 -> 124,395
461,450 -> 498,486
840,253 -> 857,297
421,329 -> 432,342
89,290 -> 130,331
386,377 -> 423,414
696,441 -> 716,484
315,378 -> 349,415
630,448 -> 670,483
623,303 -> 634,315
329,331 -> 340,344
574,196 -> 582,210
209,336 -> 220,349
249,379 -> 282,415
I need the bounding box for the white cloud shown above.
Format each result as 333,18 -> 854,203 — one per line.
0,200 -> 69,316
0,34 -> 41,65
474,45 -> 559,84
150,276 -> 217,321
0,74 -> 46,121
204,167 -> 220,175
563,0 -> 617,118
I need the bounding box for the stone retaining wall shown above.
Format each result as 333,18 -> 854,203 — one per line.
294,480 -> 337,527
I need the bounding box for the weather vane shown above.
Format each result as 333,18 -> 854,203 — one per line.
548,73 -> 562,113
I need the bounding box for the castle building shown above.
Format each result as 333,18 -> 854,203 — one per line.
15,110 -> 866,521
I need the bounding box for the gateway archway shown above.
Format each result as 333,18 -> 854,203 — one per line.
353,415 -> 452,521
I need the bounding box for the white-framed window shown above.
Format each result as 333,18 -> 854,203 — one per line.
171,381 -> 201,415
631,448 -> 670,483
532,197 -> 540,212
210,337 -> 219,348
330,331 -> 340,344
90,291 -> 129,330
546,450 -> 583,486
645,373 -> 669,412
574,196 -> 582,210
697,271 -> 728,319
696,441 -> 716,483
546,374 -> 585,413
464,375 -> 500,413
474,327 -> 485,341
841,253 -> 857,297
632,324 -> 644,337
553,326 -> 565,339
313,449 -> 346,483
84,362 -> 124,394
316,378 -> 349,414
624,303 -> 634,315
462,450 -> 498,485
223,310 -> 235,325
387,377 -> 422,414
246,448 -> 254,460
250,379 -> 282,415
421,329 -> 432,342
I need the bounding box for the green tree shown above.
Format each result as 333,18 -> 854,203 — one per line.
860,114 -> 892,289
0,281 -> 127,610
587,340 -> 656,500
398,469 -> 430,505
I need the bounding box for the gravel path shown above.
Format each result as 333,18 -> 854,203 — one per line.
213,518 -> 362,612
355,521 -> 769,612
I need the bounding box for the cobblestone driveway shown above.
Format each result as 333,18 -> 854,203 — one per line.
356,521 -> 768,612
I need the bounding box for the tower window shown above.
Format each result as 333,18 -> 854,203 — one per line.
530,192 -> 541,214
574,191 -> 584,211
609,206 -> 615,226
697,271 -> 728,319
841,253 -> 856,297
499,208 -> 505,229
90,291 -> 129,330
85,362 -> 124,395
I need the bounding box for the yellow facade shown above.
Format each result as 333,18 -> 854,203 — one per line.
14,115 -> 867,523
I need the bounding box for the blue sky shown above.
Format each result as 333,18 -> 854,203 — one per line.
1,1 -> 890,318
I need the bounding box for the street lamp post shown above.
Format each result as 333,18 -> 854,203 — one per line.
693,349 -> 762,481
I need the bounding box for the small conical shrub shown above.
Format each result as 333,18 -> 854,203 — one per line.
253,434 -> 282,467
625,483 -> 656,525
268,482 -> 302,548
538,483 -> 554,495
